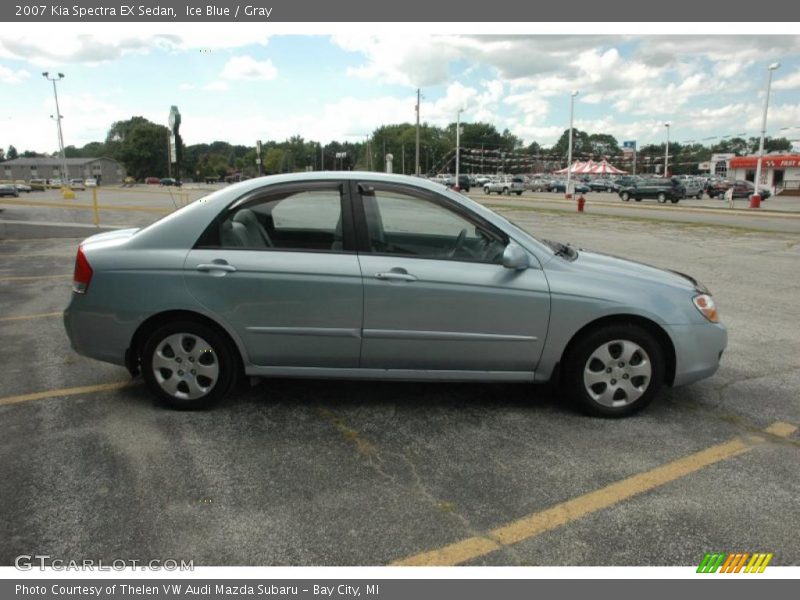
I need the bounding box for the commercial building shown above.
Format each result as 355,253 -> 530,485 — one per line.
1,157 -> 126,184
728,154 -> 800,195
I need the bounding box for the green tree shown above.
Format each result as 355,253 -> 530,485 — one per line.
113,119 -> 170,179
7,145 -> 18,160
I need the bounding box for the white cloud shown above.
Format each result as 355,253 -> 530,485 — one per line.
220,55 -> 277,81
774,68 -> 800,90
0,64 -> 30,84
0,26 -> 271,66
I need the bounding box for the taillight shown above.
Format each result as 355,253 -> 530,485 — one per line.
72,246 -> 93,294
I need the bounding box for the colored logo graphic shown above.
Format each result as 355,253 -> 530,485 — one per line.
697,552 -> 773,573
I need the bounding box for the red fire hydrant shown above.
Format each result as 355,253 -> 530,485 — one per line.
577,194 -> 586,213
749,193 -> 761,209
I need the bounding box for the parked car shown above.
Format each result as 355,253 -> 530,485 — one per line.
160,178 -> 182,187
707,180 -> 771,200
548,180 -> 590,194
145,177 -> 161,185
443,174 -> 470,192
588,179 -> 619,192
484,176 -> 526,195
86,178 -> 99,187
679,177 -> 704,199
70,179 -> 86,191
618,178 -> 686,203
0,183 -> 20,197
528,177 -> 551,192
474,175 -> 492,186
14,182 -> 32,193
29,178 -> 47,191
63,172 -> 726,417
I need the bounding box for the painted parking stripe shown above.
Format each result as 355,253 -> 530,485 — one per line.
0,380 -> 136,407
392,421 -> 797,566
0,311 -> 62,322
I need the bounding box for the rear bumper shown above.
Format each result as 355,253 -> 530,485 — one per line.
63,302 -> 131,368
668,322 -> 728,387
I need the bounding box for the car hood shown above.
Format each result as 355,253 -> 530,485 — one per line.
571,249 -> 700,292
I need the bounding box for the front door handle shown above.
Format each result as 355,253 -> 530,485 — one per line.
374,269 -> 417,282
197,262 -> 237,273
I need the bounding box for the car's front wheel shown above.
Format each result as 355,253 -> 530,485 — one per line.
657,192 -> 667,203
484,187 -> 490,195
142,321 -> 238,410
562,324 -> 664,417
621,192 -> 630,201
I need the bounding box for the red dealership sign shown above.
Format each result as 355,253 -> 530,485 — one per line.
729,155 -> 800,169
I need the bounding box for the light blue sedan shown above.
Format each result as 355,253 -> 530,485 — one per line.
63,172 -> 726,417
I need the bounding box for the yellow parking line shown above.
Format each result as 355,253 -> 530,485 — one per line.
0,380 -> 136,407
0,274 -> 71,282
0,311 -> 61,322
392,421 -> 797,566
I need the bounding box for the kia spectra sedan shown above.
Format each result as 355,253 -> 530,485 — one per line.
63,172 -> 727,417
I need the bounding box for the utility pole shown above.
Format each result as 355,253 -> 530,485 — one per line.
415,88 -> 421,176
565,90 -> 578,198
455,108 -> 464,190
42,72 -> 68,182
320,143 -> 324,171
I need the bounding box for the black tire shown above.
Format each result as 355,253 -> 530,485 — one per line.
561,324 -> 665,418
142,320 -> 239,410
657,192 -> 667,203
634,198 -> 642,202
503,187 -> 509,195
620,192 -> 630,202
671,198 -> 680,204
696,193 -> 703,200
484,187 -> 490,195
516,191 -> 522,196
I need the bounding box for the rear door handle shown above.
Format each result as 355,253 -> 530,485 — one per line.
374,271 -> 417,282
197,263 -> 237,273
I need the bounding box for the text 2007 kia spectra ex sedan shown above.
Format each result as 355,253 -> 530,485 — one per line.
63,172 -> 727,417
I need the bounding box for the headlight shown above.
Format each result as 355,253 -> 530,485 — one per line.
693,294 -> 719,323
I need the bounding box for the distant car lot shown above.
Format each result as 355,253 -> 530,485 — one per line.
0,205 -> 798,566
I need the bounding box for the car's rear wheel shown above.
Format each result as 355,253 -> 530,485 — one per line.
671,198 -> 680,204
621,192 -> 630,201
696,193 -> 703,199
657,192 -> 667,203
562,324 -> 664,417
142,321 -> 238,410
484,187 -> 490,195
516,191 -> 522,196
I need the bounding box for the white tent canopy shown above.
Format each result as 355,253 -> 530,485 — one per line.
554,159 -> 627,175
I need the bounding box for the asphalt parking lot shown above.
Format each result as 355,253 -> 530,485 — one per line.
1,203 -> 799,566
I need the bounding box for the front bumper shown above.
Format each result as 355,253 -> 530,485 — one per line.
668,322 -> 728,387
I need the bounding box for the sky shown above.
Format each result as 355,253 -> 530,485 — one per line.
1,26 -> 800,155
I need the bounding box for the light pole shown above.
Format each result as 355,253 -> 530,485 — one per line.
455,108 -> 464,191
752,62 -> 781,208
664,123 -> 670,177
415,88 -> 421,176
42,72 -> 68,183
565,90 -> 578,198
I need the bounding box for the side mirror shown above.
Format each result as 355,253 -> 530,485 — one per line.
502,243 -> 529,270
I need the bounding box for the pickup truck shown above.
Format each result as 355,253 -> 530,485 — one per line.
483,176 -> 526,196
